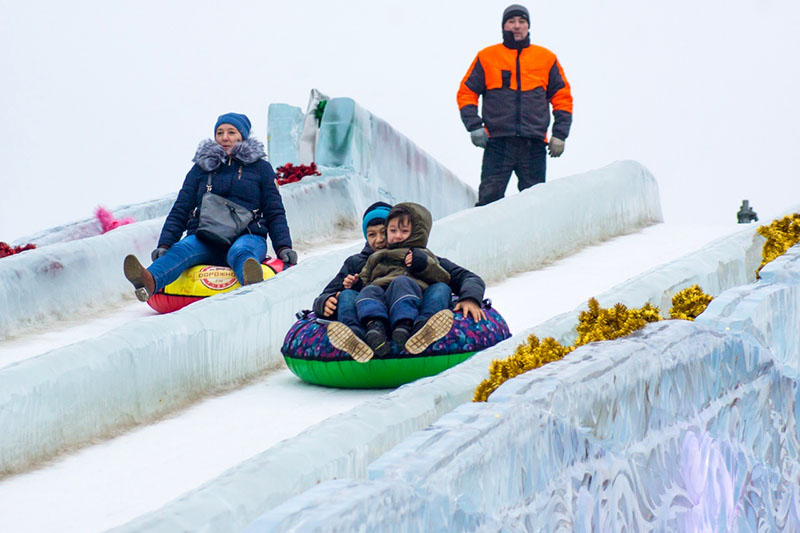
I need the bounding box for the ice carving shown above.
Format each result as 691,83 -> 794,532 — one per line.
117,224 -> 772,531
2,97 -> 480,340
244,222 -> 800,532
249,321 -> 800,532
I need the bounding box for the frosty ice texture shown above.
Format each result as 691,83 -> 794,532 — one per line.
2,97 -> 479,340
315,98 -> 478,220
0,218 -> 163,340
267,103 -> 304,168
246,250 -> 800,532
116,207 -> 773,533
0,162 -> 660,477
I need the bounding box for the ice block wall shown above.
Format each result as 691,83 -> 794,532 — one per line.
248,244 -> 800,532
314,97 -> 477,221
0,162 -> 659,479
0,218 -> 164,339
113,221 -> 770,532
267,104 -> 304,168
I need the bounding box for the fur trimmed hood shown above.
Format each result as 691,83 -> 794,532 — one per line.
193,137 -> 266,171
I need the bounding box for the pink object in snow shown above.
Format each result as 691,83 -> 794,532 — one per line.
95,206 -> 135,233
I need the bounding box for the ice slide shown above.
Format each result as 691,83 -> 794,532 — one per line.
251,243 -> 800,532
2,95 -> 788,531
2,158 -> 771,531
0,96 -> 476,341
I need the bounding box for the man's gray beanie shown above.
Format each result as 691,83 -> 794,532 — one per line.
502,4 -> 530,26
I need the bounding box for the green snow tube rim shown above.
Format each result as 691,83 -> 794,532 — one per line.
284,351 -> 477,389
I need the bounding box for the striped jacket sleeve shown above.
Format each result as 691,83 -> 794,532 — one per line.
546,57 -> 573,140
457,55 -> 486,132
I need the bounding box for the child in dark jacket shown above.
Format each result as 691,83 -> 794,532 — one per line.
334,203 -> 451,361
312,202 -> 391,319
320,203 -> 488,364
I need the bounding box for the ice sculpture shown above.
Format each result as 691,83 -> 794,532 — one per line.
244,244 -> 800,532
113,207 -> 779,533
0,161 -> 660,487
2,96 -> 479,341
266,104 -> 304,168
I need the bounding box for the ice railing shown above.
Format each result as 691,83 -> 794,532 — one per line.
115,192 -> 786,533
0,162 -> 658,481
245,248 -> 800,531
1,97 -> 477,341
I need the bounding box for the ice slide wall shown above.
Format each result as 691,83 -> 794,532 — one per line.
114,197 -> 780,533
0,97 -> 476,341
0,162 -> 659,479
117,219 -> 768,533
249,249 -> 800,531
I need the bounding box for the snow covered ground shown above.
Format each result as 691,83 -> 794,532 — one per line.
0,221 -> 743,532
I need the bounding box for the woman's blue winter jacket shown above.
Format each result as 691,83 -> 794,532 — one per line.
157,137 -> 292,252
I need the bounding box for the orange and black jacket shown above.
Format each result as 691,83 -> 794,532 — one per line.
457,37 -> 573,141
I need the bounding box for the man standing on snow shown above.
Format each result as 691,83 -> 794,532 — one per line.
457,4 -> 573,206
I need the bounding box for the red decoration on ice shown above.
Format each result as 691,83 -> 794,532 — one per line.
275,162 -> 321,186
0,242 -> 36,258
95,206 -> 136,233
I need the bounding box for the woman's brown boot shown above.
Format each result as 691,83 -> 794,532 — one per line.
123,255 -> 155,302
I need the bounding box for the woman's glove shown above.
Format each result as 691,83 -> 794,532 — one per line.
151,246 -> 170,262
279,248 -> 298,265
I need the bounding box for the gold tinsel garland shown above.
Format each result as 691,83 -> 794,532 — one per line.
756,213 -> 800,278
669,284 -> 714,321
473,286 -> 713,402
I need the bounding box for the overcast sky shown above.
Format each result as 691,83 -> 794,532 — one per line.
2,0 -> 799,241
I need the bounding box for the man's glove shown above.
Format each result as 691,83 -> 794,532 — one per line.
548,137 -> 565,157
279,248 -> 298,266
470,128 -> 488,148
151,246 -> 169,262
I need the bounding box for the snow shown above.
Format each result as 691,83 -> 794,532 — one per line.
0,158 -> 789,531
0,371 -> 383,533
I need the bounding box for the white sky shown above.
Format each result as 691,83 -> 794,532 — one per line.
2,0 -> 799,240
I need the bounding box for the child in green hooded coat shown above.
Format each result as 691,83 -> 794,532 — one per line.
336,202 -> 455,362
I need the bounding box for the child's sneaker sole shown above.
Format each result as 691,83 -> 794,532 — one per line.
405,309 -> 454,355
242,257 -> 264,285
123,255 -> 151,303
327,322 -> 374,363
